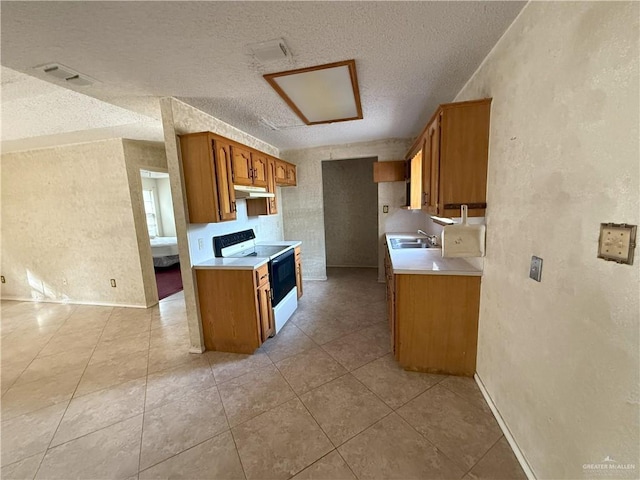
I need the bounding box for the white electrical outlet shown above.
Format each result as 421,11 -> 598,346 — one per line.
198,238 -> 204,250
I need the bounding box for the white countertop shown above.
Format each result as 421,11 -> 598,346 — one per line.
193,241 -> 301,270
386,233 -> 482,276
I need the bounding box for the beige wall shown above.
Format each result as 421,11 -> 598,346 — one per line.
160,98 -> 283,352
0,139 -> 149,307
322,157 -> 378,267
281,138 -> 426,280
123,140 -> 168,307
454,2 -> 639,478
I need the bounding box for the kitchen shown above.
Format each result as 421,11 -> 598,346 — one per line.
3,2 -> 638,478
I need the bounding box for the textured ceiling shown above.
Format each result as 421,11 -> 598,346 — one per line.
1,1 -> 525,151
0,67 -> 163,153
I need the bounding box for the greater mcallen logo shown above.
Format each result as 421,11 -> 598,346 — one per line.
583,456 -> 636,474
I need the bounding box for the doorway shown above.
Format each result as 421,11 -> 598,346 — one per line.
321,157 -> 378,268
140,169 -> 182,300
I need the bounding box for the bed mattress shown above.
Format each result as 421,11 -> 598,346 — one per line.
150,236 -> 179,257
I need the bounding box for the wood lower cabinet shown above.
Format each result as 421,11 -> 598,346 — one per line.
384,248 -> 396,355
179,132 -> 236,223
195,264 -> 273,354
295,246 -> 303,298
386,266 -> 481,376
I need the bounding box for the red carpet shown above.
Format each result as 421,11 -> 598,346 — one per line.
155,264 -> 183,300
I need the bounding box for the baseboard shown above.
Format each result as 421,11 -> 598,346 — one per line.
326,265 -> 377,269
474,373 -> 537,480
189,346 -> 205,354
303,277 -> 328,281
0,296 -> 147,309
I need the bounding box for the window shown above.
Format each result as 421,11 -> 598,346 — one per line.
143,189 -> 159,237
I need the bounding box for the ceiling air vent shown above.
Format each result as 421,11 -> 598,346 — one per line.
39,63 -> 94,86
248,38 -> 291,63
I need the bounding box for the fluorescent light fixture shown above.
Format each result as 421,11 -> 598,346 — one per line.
264,60 -> 362,125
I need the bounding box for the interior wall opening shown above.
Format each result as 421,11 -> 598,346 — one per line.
140,169 -> 182,301
321,157 -> 379,274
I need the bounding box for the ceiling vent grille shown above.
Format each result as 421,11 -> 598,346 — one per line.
248,38 -> 291,63
39,63 -> 93,86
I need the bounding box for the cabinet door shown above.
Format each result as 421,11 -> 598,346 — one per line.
231,145 -> 253,186
267,157 -> 278,215
421,135 -> 430,211
426,115 -> 441,215
295,247 -> 303,298
275,160 -> 288,185
257,282 -> 274,342
179,133 -> 220,223
212,139 -> 237,221
286,164 -> 297,186
384,248 -> 396,356
252,153 -> 268,188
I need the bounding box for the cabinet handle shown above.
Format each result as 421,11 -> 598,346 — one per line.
231,201 -> 237,212
249,168 -> 254,179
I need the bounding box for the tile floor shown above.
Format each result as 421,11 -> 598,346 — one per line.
1,268 -> 526,479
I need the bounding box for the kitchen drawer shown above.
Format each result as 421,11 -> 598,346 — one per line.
255,264 -> 269,286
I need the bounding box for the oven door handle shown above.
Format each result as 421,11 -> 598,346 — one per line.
271,248 -> 294,265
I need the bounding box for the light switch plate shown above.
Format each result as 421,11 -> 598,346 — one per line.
598,223 -> 636,265
529,256 -> 543,282
383,205 -> 389,213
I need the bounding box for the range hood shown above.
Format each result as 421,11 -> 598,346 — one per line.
233,185 -> 275,198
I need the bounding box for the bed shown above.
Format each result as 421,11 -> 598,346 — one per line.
150,236 -> 180,267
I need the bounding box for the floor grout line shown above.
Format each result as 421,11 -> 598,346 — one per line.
137,315 -> 154,475
31,305 -> 115,480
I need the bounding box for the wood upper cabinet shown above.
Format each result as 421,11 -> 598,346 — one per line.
251,152 -> 268,188
246,156 -> 278,217
214,139 -> 237,221
286,163 -> 297,186
412,98 -> 491,217
267,157 -> 278,214
424,116 -> 440,214
275,159 -> 297,186
231,145 -> 253,186
179,132 -> 236,223
295,246 -> 303,298
195,264 -> 274,354
275,160 -> 288,184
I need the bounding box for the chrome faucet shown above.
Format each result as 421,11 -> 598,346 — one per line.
417,229 -> 438,247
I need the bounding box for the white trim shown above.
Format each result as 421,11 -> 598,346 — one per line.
189,346 -> 205,354
474,373 -> 537,480
303,276 -> 328,281
0,296 -> 147,309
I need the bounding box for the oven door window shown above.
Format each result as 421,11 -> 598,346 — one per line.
270,249 -> 296,307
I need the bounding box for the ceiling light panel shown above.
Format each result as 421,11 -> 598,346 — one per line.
264,60 -> 362,125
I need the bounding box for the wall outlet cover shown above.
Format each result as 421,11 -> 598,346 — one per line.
530,256 -> 543,282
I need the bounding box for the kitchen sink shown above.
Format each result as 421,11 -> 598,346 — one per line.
389,237 -> 439,249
